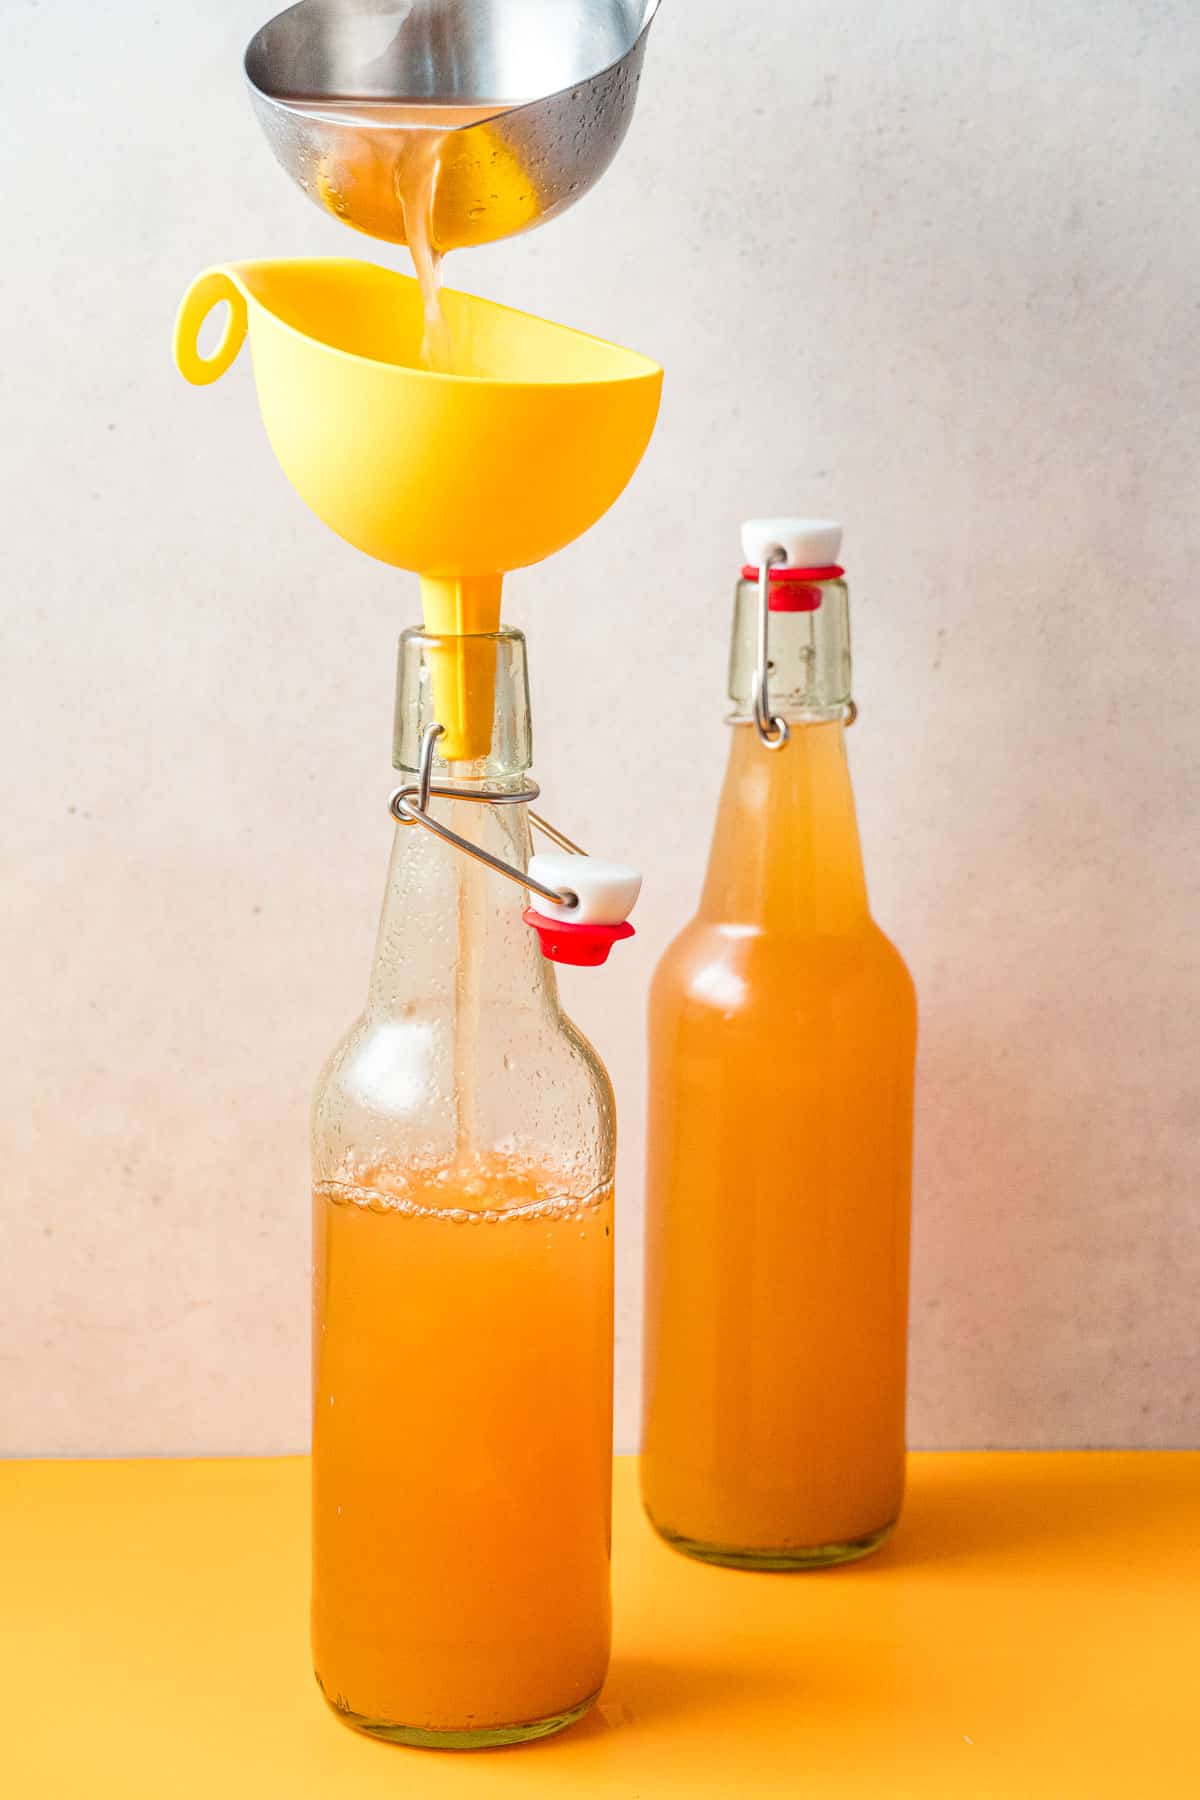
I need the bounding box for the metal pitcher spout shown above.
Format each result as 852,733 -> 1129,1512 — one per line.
244,0 -> 662,252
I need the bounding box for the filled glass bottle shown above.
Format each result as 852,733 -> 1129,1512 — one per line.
311,627 -> 615,1746
641,519 -> 916,1568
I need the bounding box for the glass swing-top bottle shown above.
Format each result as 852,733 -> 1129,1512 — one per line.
641,519 -> 917,1569
310,624 -> 639,1747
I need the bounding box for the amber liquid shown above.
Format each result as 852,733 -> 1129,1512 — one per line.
312,1160 -> 613,1743
641,722 -> 916,1564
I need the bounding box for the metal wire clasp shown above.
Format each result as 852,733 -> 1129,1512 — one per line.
754,545 -> 790,750
751,549 -> 858,739
388,724 -> 585,910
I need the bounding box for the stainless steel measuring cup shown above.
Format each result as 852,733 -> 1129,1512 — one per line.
244,0 -> 662,251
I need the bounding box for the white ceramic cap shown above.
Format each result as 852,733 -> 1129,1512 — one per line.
528,852 -> 642,925
741,517 -> 843,570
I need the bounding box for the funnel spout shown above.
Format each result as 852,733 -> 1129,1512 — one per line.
419,573 -> 504,762
420,573 -> 503,639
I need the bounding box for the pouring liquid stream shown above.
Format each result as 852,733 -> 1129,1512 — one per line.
290,98 -> 521,371
387,106 -> 523,1159
392,100 -> 524,371
372,105 -> 514,1163
291,97 -> 527,1157
385,107 -> 515,1147
398,126 -> 454,372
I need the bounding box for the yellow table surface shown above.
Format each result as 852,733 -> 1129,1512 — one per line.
2,1453 -> 1196,1797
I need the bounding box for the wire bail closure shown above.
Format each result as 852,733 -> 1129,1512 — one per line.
389,723 -> 586,909
750,550 -> 858,740
754,545 -> 790,750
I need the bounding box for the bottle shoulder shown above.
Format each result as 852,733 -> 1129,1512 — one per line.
650,913 -> 916,1026
869,922 -> 917,1009
313,1000 -> 615,1163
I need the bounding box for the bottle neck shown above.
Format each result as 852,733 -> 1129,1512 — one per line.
700,720 -> 869,933
727,573 -> 852,725
371,621 -> 557,1018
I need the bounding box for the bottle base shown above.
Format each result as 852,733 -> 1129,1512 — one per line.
650,1516 -> 896,1571
317,1676 -> 601,1750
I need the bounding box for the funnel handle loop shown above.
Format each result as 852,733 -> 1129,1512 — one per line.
173,269 -> 248,387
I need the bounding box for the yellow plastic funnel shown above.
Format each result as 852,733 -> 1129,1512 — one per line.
174,259 -> 662,758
